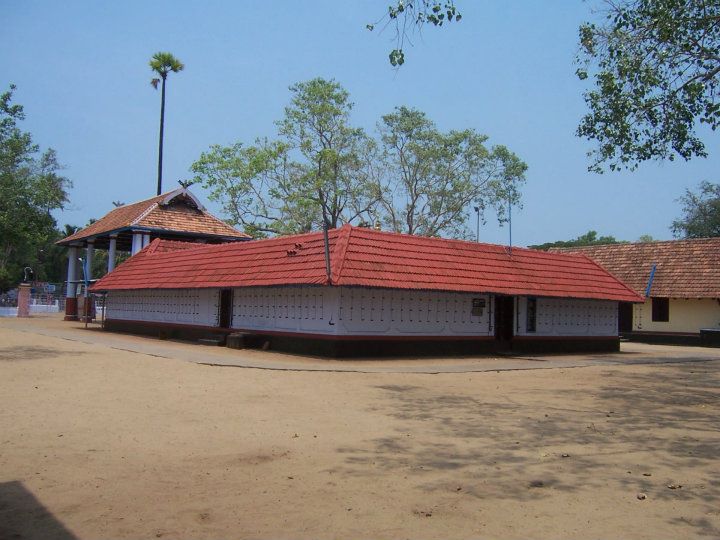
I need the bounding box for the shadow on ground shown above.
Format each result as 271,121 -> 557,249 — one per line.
0,347 -> 86,362
0,481 -> 78,540
333,363 -> 720,536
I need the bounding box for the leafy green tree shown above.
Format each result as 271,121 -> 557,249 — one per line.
150,52 -> 184,195
576,0 -> 720,173
367,1 -> 462,66
637,234 -> 655,243
191,78 -> 380,237
192,81 -> 527,240
0,85 -> 71,290
377,106 -> 526,237
530,230 -> 625,251
671,181 -> 720,238
34,224 -> 78,284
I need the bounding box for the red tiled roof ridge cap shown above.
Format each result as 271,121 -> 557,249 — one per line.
553,237 -> 720,250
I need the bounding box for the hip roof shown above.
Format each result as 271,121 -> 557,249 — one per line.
91,224 -> 643,303
57,188 -> 249,245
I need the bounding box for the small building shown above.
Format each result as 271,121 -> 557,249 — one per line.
555,238 -> 720,343
57,188 -> 250,320
90,225 -> 642,357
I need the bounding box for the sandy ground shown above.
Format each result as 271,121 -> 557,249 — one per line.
1,316 -> 719,539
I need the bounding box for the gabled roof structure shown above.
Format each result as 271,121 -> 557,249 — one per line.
57,188 -> 249,250
92,224 -> 643,302
553,238 -> 720,298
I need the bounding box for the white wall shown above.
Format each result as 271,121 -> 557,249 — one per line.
336,288 -> 492,336
105,287 -> 620,338
231,286 -> 493,337
232,286 -> 338,335
516,297 -> 618,337
106,289 -> 219,327
633,298 -> 720,333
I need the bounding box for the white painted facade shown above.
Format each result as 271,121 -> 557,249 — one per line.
515,297 -> 618,337
106,286 -> 620,338
106,289 -> 220,327
231,286 -> 493,336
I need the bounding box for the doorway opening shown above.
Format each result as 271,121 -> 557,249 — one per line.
494,295 -> 514,349
219,289 -> 233,329
618,302 -> 633,334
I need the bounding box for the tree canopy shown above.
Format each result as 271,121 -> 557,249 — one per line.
577,0 -> 720,172
190,78 -> 526,240
149,52 -> 184,87
191,78 -> 379,237
377,106 -> 526,237
0,85 -> 71,290
530,230 -> 625,251
671,181 -> 720,238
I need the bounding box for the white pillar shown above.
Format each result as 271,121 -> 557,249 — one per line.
131,233 -> 143,255
86,242 -> 94,282
108,236 -> 117,272
66,247 -> 77,298
75,251 -> 83,297
143,234 -> 151,247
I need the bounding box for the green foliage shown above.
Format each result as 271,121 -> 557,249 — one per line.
191,78 -> 379,236
149,51 -> 184,86
577,0 -> 720,172
191,80 -> 526,240
530,230 -> 625,251
671,181 -> 720,238
0,85 -> 72,291
377,106 -> 526,237
367,1 -> 462,66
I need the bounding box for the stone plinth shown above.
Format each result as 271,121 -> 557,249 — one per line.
17,283 -> 31,318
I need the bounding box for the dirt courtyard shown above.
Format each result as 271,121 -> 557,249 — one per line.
1,316 -> 719,539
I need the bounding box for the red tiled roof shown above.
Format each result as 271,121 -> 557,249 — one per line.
552,238 -> 720,298
91,225 -> 643,302
57,188 -> 249,245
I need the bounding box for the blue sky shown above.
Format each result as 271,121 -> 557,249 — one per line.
3,1 -> 718,246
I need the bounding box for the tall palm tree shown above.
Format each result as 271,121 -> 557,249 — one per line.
150,52 -> 184,195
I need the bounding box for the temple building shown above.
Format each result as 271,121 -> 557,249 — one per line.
57,188 -> 249,320
90,224 -> 643,356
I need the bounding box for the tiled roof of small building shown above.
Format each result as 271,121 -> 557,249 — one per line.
552,238 -> 720,298
57,188 -> 249,245
91,225 -> 643,303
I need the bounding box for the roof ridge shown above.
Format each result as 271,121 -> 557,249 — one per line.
558,237 -> 720,251
131,201 -> 160,226
144,238 -> 164,255
330,224 -> 353,283
126,190 -> 177,207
